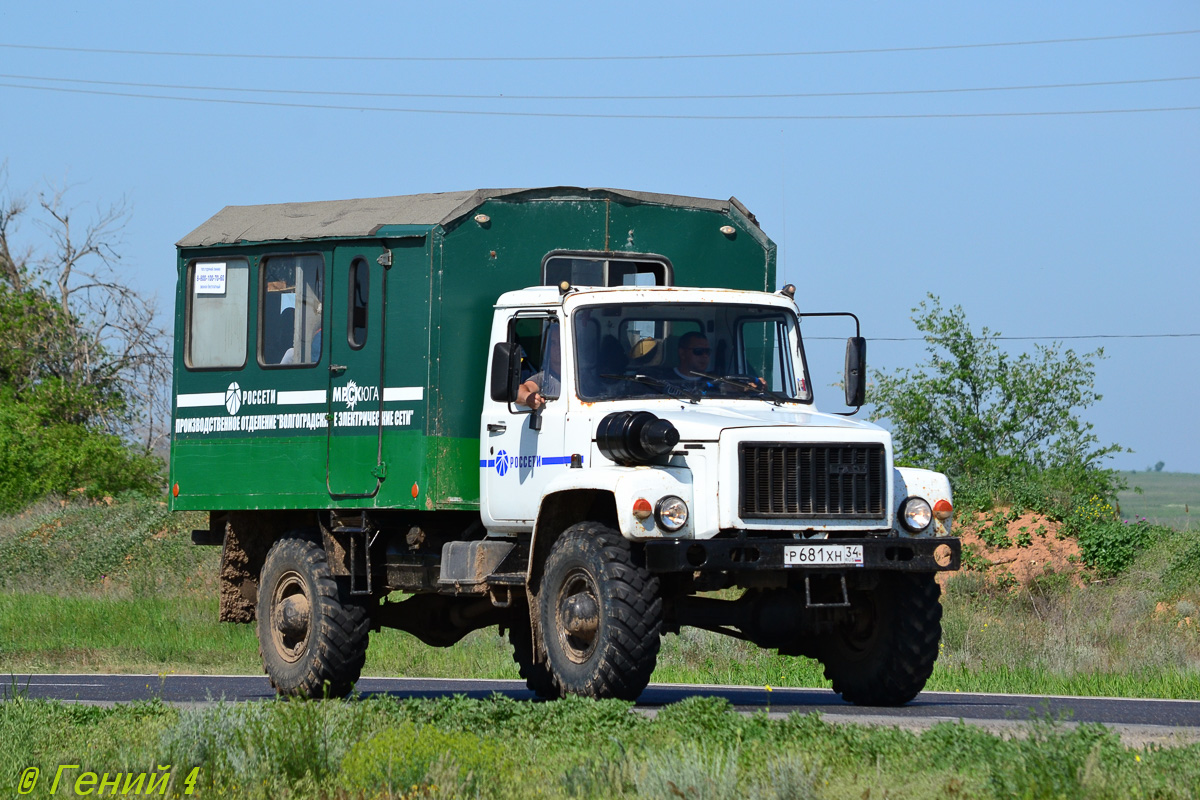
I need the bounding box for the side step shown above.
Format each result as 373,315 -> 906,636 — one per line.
330,510 -> 375,596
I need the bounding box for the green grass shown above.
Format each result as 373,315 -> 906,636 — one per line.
3,694 -> 1199,799
1117,470 -> 1200,530
1,497 -> 1199,701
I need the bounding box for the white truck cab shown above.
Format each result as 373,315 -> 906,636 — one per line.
478,283 -> 958,706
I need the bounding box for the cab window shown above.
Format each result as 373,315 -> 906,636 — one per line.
185,258 -> 249,369
510,316 -> 560,400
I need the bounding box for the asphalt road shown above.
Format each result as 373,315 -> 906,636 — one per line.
7,673 -> 1200,743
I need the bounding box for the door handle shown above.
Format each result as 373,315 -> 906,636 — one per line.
329,364 -> 347,375
487,422 -> 507,433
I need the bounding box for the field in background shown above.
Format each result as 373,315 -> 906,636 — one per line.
1117,471 -> 1199,529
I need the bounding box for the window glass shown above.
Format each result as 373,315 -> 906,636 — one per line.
739,318 -> 795,393
186,258 -> 249,369
261,254 -> 324,366
349,259 -> 369,349
511,316 -> 561,400
573,302 -> 809,403
543,256 -> 668,287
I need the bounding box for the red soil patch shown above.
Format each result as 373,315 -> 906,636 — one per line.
944,511 -> 1084,588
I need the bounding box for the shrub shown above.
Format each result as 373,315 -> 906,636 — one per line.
634,743 -> 741,800
0,387 -> 161,513
341,721 -> 493,796
870,295 -> 1120,479
986,721 -> 1123,800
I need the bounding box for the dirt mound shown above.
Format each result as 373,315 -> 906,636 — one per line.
946,511 -> 1084,588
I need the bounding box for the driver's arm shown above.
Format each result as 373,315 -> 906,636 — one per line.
517,379 -> 545,410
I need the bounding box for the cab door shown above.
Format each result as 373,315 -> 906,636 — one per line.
326,245 -> 387,497
481,312 -> 569,525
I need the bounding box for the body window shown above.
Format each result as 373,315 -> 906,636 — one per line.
543,255 -> 669,287
348,258 -> 369,349
186,258 -> 249,369
261,254 -> 324,366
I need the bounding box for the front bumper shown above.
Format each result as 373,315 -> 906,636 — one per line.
643,536 -> 960,574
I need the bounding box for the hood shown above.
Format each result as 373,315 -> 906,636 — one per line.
637,402 -> 885,441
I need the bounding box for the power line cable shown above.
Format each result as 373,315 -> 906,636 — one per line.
2,29 -> 1197,62
808,333 -> 1200,341
3,81 -> 1198,119
4,72 -> 1197,101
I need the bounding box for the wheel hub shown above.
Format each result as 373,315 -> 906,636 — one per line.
563,592 -> 599,637
271,571 -> 312,663
277,594 -> 311,638
556,569 -> 601,663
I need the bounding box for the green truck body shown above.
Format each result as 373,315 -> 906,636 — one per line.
170,188 -> 774,512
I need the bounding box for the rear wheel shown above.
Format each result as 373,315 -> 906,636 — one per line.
820,572 -> 942,706
256,536 -> 370,698
538,523 -> 662,701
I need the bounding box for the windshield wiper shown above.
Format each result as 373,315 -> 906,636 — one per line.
600,373 -> 702,403
691,372 -> 790,406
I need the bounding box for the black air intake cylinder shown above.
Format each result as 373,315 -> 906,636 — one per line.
596,411 -> 680,466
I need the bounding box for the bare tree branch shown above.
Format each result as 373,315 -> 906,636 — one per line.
0,174 -> 170,450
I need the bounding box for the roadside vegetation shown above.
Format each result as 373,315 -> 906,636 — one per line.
0,170 -> 168,512
2,493 -> 1198,699
4,692 -> 1200,799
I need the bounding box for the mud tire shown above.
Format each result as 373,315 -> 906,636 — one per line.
821,572 -> 942,707
508,621 -> 556,699
256,536 -> 370,698
538,523 -> 661,701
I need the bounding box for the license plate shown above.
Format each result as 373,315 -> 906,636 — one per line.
783,544 -> 864,567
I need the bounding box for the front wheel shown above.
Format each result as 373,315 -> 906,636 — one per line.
508,620 -> 556,699
820,572 -> 943,706
256,536 -> 370,698
538,523 -> 662,701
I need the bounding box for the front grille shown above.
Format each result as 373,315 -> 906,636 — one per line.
739,442 -> 886,519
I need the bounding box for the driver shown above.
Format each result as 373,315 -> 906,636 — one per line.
673,332 -> 711,382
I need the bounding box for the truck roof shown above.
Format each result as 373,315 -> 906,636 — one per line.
495,284 -> 795,309
177,186 -> 758,248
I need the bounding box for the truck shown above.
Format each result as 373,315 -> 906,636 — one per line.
171,187 -> 959,706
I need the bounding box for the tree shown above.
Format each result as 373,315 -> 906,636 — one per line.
868,294 -> 1121,480
0,165 -> 167,508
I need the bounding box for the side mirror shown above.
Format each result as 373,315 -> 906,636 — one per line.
490,342 -> 522,403
844,337 -> 866,407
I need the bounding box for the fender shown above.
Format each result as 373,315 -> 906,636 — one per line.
525,464 -> 695,599
893,467 -> 954,537
536,464 -> 695,542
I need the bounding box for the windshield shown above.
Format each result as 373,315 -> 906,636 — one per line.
573,302 -> 811,403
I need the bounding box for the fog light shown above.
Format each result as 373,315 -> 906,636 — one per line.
655,496 -> 689,531
901,497 -> 932,532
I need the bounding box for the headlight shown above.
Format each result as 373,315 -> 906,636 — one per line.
901,497 -> 932,532
655,496 -> 689,532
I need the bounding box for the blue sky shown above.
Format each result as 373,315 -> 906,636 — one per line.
2,2 -> 1197,472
